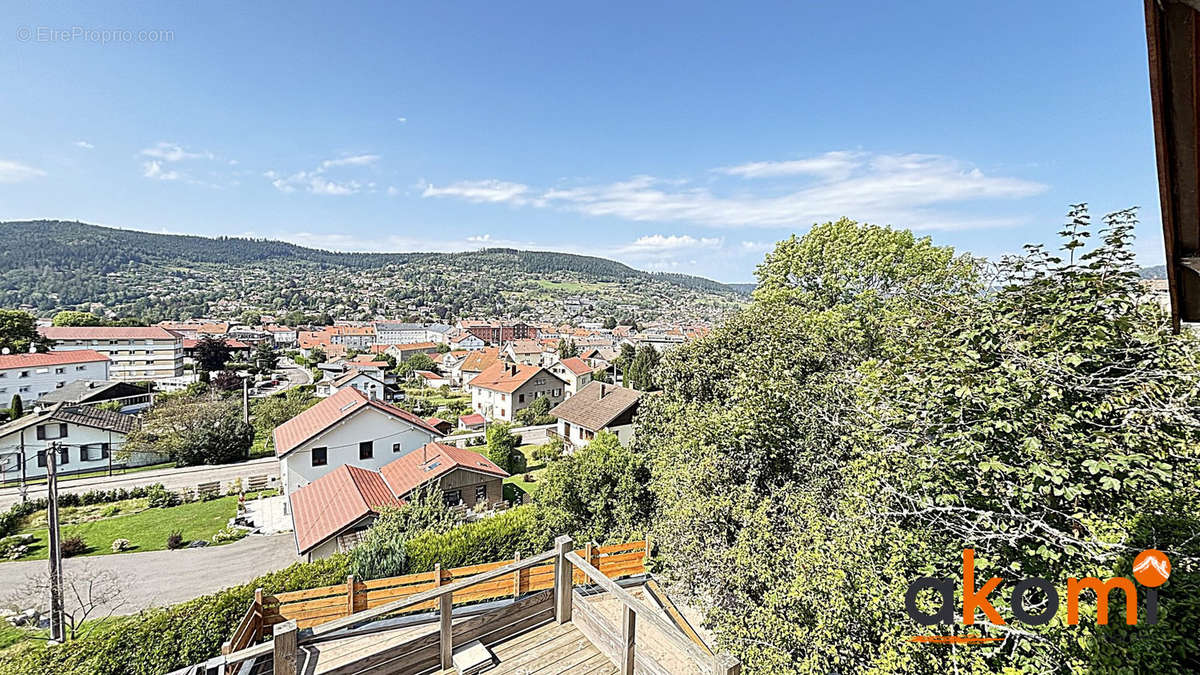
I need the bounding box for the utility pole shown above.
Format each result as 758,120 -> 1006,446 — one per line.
46,442 -> 65,643
242,375 -> 250,424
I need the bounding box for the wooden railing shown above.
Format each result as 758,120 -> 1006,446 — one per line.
219,589 -> 263,675
259,539 -> 648,630
172,537 -> 739,675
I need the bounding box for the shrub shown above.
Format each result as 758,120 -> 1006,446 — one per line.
146,485 -> 180,509
110,538 -> 130,553
100,505 -> 120,518
60,535 -> 88,558
210,527 -> 245,544
403,505 -> 554,572
166,530 -> 184,550
348,485 -> 458,580
532,439 -> 563,463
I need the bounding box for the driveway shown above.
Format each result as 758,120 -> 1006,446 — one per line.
0,457 -> 279,510
0,533 -> 301,616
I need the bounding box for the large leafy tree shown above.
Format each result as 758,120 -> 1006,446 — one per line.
252,389 -> 319,449
0,310 -> 49,354
535,431 -> 652,544
125,395 -> 253,466
193,335 -> 231,372
251,340 -> 278,372
51,310 -> 104,327
486,422 -> 523,474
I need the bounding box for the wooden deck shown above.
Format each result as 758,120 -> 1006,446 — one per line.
431,620 -> 617,675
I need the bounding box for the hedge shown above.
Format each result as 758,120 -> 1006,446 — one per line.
0,555 -> 349,675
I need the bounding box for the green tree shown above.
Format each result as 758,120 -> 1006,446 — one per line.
51,310 -> 104,327
308,346 -> 327,364
592,368 -> 611,384
193,335 -> 231,372
251,340 -> 278,372
486,422 -> 523,474
535,431 -> 651,544
252,389 -> 319,449
126,395 -> 253,466
603,316 -> 617,330
557,338 -> 578,360
239,310 -> 262,325
9,395 -> 23,420
348,485 -> 458,579
623,345 -> 660,391
0,310 -> 48,354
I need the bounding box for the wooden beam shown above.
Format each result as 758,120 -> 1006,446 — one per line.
439,593 -> 453,670
554,535 -> 574,624
621,604 -> 636,675
272,620 -> 298,675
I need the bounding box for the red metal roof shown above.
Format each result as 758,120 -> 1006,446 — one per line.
40,326 -> 178,340
289,464 -> 402,554
273,387 -> 442,457
0,349 -> 109,370
380,442 -> 508,498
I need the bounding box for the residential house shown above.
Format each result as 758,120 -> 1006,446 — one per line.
455,347 -> 500,387
288,443 -> 507,560
264,325 -> 298,347
316,370 -> 387,400
468,362 -> 566,422
548,357 -> 594,397
549,382 -> 642,449
0,404 -> 151,483
458,413 -> 486,431
449,333 -> 485,350
328,325 -> 376,349
414,370 -> 450,388
35,380 -> 151,412
273,387 -> 443,495
38,326 -> 183,382
425,417 -> 455,435
461,320 -> 536,345
502,340 -> 544,366
0,350 -> 110,405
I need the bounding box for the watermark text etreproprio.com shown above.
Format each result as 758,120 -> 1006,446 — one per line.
15,26 -> 174,44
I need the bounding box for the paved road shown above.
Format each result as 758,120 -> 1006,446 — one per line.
0,457 -> 279,510
253,359 -> 312,398
0,533 -> 301,616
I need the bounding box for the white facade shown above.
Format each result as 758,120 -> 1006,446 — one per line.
279,406 -> 438,495
41,328 -> 183,382
555,417 -> 634,449
0,356 -> 109,404
0,417 -> 153,482
317,372 -> 386,400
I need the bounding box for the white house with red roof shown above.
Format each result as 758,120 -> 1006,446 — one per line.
0,350 -> 110,405
288,442 -> 508,559
467,362 -> 566,422
548,357 -> 594,397
273,387 -> 443,495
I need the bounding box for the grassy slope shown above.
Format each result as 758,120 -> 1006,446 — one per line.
11,496 -> 237,560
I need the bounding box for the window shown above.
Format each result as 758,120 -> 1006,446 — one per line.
475,485 -> 487,503
81,444 -> 109,462
19,371 -> 29,378
75,365 -> 86,371
554,389 -> 562,397
518,393 -> 525,403
359,441 -> 373,460
38,447 -> 69,467
55,382 -> 64,389
443,490 -> 462,507
311,447 -> 328,466
392,442 -> 402,453
36,424 -> 68,441
55,367 -> 65,374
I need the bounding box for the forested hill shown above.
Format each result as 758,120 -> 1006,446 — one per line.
0,220 -> 743,321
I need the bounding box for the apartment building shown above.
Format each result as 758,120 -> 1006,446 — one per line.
0,350 -> 110,404
39,326 -> 183,383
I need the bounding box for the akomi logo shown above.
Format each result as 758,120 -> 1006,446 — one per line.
905,549 -> 1170,644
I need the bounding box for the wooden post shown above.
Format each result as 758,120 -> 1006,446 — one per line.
554,535 -> 573,624
254,588 -> 264,639
439,592 -> 453,670
713,654 -> 742,675
621,604 -> 636,675
580,541 -> 593,584
272,620 -> 298,675
512,552 -> 522,598
345,575 -> 356,617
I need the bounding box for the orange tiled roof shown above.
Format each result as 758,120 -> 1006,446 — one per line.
273,387 -> 440,456
0,350 -> 109,370
289,464 -> 402,554
380,442 -> 508,498
556,356 -> 592,376
469,362 -> 561,394
459,347 -> 500,373
40,326 -> 177,340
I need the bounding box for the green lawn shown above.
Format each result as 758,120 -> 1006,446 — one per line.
503,444 -> 549,501
9,495 -> 239,561
0,615 -> 127,651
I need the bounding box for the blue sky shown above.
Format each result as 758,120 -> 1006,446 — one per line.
0,1 -> 1162,282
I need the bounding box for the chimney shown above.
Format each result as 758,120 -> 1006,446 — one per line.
600,384 -> 607,398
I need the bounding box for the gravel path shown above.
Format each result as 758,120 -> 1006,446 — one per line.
0,533 -> 301,616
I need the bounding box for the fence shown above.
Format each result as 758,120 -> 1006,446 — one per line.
237,539 -> 648,634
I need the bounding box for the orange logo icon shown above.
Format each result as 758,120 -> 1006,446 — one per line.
1132,549 -> 1171,587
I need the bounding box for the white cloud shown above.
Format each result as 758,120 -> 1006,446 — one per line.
739,240 -> 775,254
620,234 -> 723,253
421,179 -> 534,204
716,150 -> 864,179
320,154 -> 380,169
386,185 -> 400,196
140,142 -> 213,162
142,161 -> 181,181
74,140 -> 95,150
396,117 -> 407,123
0,160 -> 46,183
421,151 -> 1047,231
